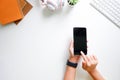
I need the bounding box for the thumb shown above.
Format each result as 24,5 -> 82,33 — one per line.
82,60 -> 86,65
82,60 -> 86,68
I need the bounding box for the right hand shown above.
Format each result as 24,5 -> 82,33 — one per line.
81,51 -> 98,73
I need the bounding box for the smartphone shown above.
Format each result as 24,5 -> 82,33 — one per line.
73,27 -> 87,55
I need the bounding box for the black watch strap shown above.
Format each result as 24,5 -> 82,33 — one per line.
66,60 -> 78,68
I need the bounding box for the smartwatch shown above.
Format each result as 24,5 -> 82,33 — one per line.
66,60 -> 78,68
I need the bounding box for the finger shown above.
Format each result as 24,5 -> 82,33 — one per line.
92,55 -> 98,64
89,55 -> 96,64
69,40 -> 74,56
69,40 -> 73,49
92,54 -> 98,61
81,51 -> 88,62
86,56 -> 90,62
89,55 -> 94,61
82,60 -> 87,69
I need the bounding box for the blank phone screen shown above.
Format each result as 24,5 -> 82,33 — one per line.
74,27 -> 87,55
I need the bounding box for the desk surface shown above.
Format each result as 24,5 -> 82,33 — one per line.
0,0 -> 120,80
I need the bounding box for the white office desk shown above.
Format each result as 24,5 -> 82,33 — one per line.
0,0 -> 120,80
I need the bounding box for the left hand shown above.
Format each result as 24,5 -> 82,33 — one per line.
69,40 -> 81,63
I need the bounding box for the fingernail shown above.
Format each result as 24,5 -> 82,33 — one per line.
80,51 -> 83,54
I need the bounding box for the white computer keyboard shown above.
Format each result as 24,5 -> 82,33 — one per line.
90,0 -> 120,28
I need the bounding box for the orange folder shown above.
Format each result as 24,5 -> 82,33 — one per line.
19,0 -> 26,9
15,0 -> 33,24
0,0 -> 23,25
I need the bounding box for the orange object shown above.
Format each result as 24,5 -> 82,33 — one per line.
0,0 -> 23,25
19,0 -> 26,9
15,0 -> 33,24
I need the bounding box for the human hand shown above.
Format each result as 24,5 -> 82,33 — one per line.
69,40 -> 81,63
81,51 -> 98,73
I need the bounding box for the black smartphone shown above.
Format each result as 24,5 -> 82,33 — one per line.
73,27 -> 87,55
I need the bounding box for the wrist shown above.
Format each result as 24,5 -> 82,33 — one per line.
66,60 -> 78,68
88,68 -> 105,80
88,68 -> 98,74
69,57 -> 79,63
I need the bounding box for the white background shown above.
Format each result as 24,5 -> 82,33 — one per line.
0,0 -> 120,80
